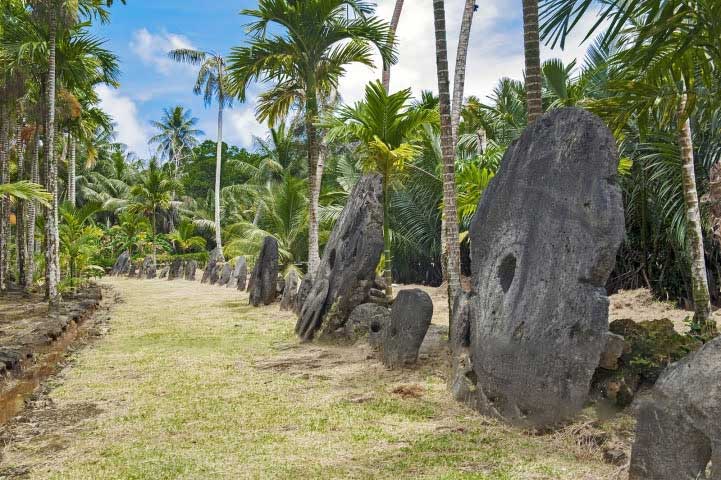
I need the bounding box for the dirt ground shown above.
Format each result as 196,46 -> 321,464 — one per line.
0,278 -> 637,479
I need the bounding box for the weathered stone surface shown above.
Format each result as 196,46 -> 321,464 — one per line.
294,275 -> 313,315
228,257 -> 246,289
345,303 -> 391,348
450,108 -> 625,427
158,266 -> 169,279
234,257 -> 248,291
111,251 -> 131,275
127,260 -> 140,278
141,256 -> 156,279
201,247 -> 223,284
280,270 -> 300,311
248,237 -> 279,307
217,263 -> 233,287
598,332 -> 626,370
184,260 -> 197,281
382,289 -> 433,368
168,259 -> 184,281
629,336 -> 721,480
295,174 -> 384,340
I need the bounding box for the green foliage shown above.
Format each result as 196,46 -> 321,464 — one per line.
182,141 -> 260,199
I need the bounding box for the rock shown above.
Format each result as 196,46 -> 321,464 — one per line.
228,257 -> 246,289
217,263 -> 233,287
345,303 -> 391,347
127,260 -> 139,278
248,236 -> 280,307
382,289 -> 433,368
276,275 -> 286,295
599,332 -> 626,370
111,251 -> 131,275
234,257 -> 248,291
450,108 -> 625,427
201,247 -> 223,284
141,256 -> 156,279
629,336 -> 721,479
294,275 -> 313,315
184,261 -> 197,281
295,174 -> 384,340
168,259 -> 184,281
158,266 -> 169,279
280,270 -> 300,311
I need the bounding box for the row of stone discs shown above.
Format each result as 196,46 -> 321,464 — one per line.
291,173 -> 435,367
200,248 -> 250,290
111,252 -> 157,280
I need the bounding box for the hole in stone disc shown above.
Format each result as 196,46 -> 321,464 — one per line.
498,254 -> 516,293
370,321 -> 382,333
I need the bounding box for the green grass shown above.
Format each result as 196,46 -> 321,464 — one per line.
0,277 -> 623,479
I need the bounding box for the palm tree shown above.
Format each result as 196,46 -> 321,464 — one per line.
59,201 -> 102,288
432,0 -> 463,310
167,218 -> 206,254
323,81 -> 437,296
168,48 -> 231,257
227,0 -> 396,277
522,0 -> 542,123
451,0 -> 476,141
382,0 -> 404,91
128,159 -> 180,266
149,106 -> 203,175
541,0 -> 719,334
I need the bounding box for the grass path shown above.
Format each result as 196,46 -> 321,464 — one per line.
0,278 -> 625,479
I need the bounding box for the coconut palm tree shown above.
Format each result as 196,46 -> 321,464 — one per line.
323,80 -> 437,296
168,48 -> 231,257
227,0 -> 396,277
432,0 -> 463,309
167,218 -> 206,254
149,106 -> 203,175
523,0 -> 542,123
451,0 -> 476,141
382,0 -> 404,91
128,159 -> 181,266
541,0 -> 720,335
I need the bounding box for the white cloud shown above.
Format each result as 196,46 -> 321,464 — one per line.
95,85 -> 149,155
222,105 -> 267,149
337,0 -> 602,104
130,28 -> 197,76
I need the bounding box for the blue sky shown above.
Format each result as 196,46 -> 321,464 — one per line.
93,0 -> 597,156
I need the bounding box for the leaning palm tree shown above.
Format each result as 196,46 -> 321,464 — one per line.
382,0 -> 405,91
451,0 -> 476,141
148,106 -> 202,175
168,48 -> 231,257
323,80 -> 437,296
228,0 -> 396,277
432,0 -> 463,310
128,159 -> 181,266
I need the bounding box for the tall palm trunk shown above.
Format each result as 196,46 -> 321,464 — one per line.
678,93 -> 714,335
26,129 -> 39,290
451,0 -> 475,142
433,0 -> 462,310
382,173 -> 392,298
306,89 -> 322,277
16,126 -> 26,288
0,105 -> 8,292
45,9 -> 61,304
522,0 -> 542,123
68,134 -> 76,207
382,0 -> 404,91
214,100 -> 224,258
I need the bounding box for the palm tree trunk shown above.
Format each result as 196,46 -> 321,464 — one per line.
45,9 -> 61,305
451,0 -> 475,142
0,105 -> 8,293
214,103 -> 224,258
382,174 -> 393,298
522,0 -> 543,124
26,129 -> 39,290
16,126 -> 26,288
433,0 -> 463,311
678,93 -> 714,335
306,95 -> 322,277
68,133 -> 76,207
382,0 -> 404,92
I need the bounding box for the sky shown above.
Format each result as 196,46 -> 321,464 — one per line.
92,0 -> 600,157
